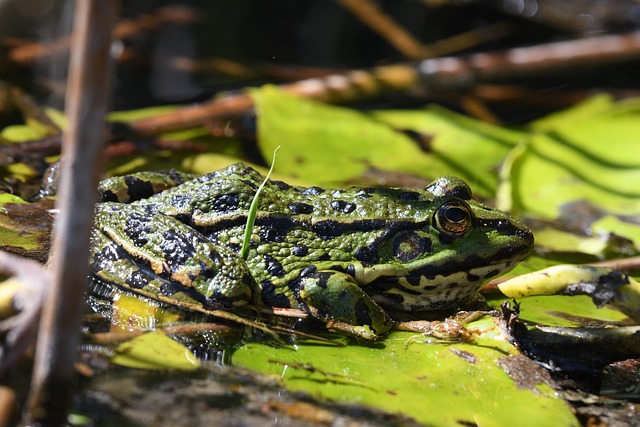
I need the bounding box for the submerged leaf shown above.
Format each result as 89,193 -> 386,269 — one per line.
111,330 -> 200,371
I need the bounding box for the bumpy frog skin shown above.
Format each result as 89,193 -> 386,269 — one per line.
90,163 -> 533,339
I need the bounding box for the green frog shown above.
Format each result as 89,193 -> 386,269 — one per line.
90,163 -> 533,339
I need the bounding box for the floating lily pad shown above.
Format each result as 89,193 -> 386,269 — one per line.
232,326 -> 578,427
501,95 -> 640,218
251,86 -> 523,197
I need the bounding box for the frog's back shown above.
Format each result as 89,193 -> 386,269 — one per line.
139,163 -> 439,229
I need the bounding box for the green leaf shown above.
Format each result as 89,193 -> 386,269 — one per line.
232,328 -> 578,427
503,96 -> 640,218
251,86 -> 522,197
372,105 -> 523,197
592,216 -> 640,247
0,198 -> 51,256
111,330 -> 200,371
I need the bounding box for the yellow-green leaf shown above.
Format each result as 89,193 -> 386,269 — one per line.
232,326 -> 578,427
111,330 -> 200,371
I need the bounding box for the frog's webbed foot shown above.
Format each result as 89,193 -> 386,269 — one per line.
92,206 -> 253,310
395,310 -> 496,342
295,270 -> 393,341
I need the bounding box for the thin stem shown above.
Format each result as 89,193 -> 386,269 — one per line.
25,0 -> 117,425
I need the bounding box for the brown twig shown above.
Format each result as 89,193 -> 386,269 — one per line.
337,0 -> 511,60
336,0 -> 432,59
130,30 -> 640,136
25,0 -> 117,425
3,5 -> 197,68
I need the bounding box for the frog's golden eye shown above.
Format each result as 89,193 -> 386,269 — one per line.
434,200 -> 472,235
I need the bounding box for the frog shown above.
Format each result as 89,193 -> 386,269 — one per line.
89,163 -> 534,340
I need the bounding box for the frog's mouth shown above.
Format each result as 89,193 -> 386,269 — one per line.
366,228 -> 534,311
369,259 -> 522,311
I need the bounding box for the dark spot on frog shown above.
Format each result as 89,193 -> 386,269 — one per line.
291,244 -> 309,257
170,194 -> 192,210
353,299 -> 373,326
288,202 -> 314,215
159,229 -> 195,271
318,253 -> 331,261
330,200 -> 357,214
259,226 -> 286,243
239,178 -> 259,191
354,246 -> 378,264
198,260 -> 216,279
208,249 -> 222,266
271,180 -> 291,191
173,213 -> 193,226
392,232 -> 431,263
208,290 -> 237,309
125,270 -> 154,289
260,280 -> 291,308
307,271 -> 331,289
405,274 -> 422,288
255,217 -> 295,234
124,212 -> 152,246
99,189 -> 118,202
330,264 -> 356,277
312,220 -> 345,239
398,191 -> 420,201
355,189 -> 372,199
94,241 -> 122,263
483,269 -> 500,279
302,186 -> 324,196
208,193 -> 240,213
226,242 -> 242,253
466,273 -> 480,282
124,175 -> 155,200
264,254 -> 286,278
299,265 -> 316,278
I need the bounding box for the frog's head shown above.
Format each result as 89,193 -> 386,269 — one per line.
362,177 -> 534,311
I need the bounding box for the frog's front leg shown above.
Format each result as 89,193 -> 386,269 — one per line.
92,204 -> 253,309
296,271 -> 393,340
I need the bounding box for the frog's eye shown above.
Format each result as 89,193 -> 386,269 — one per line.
434,200 -> 472,235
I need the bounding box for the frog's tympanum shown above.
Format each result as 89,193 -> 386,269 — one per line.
90,163 -> 533,339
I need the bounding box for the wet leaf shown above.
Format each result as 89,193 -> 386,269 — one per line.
0,198 -> 53,261
232,326 -> 578,427
591,216 -> 640,248
498,265 -> 640,323
533,227 -> 613,256
111,293 -> 180,332
251,86 -> 522,197
111,330 -> 200,371
501,96 -> 640,218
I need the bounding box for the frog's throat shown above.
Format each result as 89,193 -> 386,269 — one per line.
369,260 -> 519,311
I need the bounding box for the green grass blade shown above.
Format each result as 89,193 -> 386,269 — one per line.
241,146 -> 280,260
